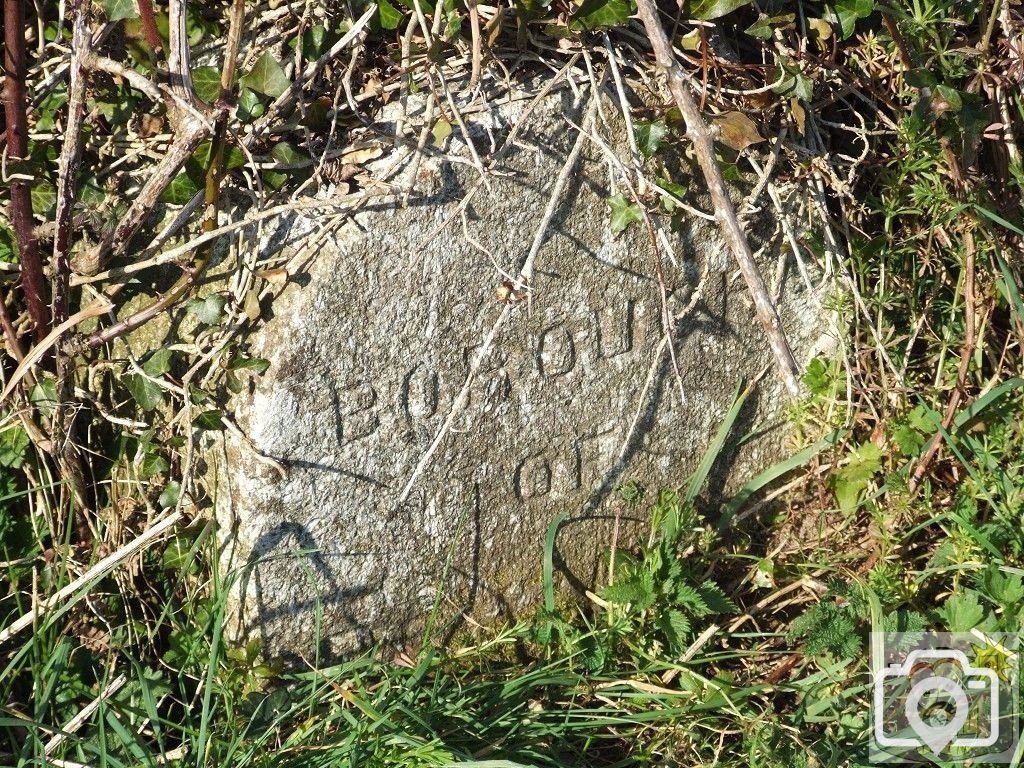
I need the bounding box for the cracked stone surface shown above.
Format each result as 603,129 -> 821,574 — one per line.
210,82 -> 836,661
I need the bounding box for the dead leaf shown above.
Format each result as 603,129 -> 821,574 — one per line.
807,17 -> 832,47
254,268 -> 288,286
432,117 -> 453,147
244,289 -> 261,321
790,98 -> 806,137
340,145 -> 384,164
712,111 -> 764,151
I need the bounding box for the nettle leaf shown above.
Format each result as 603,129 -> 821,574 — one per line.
689,0 -> 751,21
192,66 -> 222,104
697,580 -> 737,614
571,0 -> 633,29
634,120 -> 667,157
125,374 -> 165,412
240,52 -> 290,98
161,172 -> 199,205
602,574 -> 656,608
937,590 -> 986,631
377,0 -> 404,30
188,294 -> 227,325
607,194 -> 642,234
103,0 -> 139,22
659,609 -> 691,648
0,425 -> 30,469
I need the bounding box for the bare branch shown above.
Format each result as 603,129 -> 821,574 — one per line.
3,0 -> 49,339
633,0 -> 802,397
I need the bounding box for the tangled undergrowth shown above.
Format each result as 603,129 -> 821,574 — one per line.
1,0 -> 1022,765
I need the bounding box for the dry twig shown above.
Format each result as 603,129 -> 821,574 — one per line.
633,0 -> 802,397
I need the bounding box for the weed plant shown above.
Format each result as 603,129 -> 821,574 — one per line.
2,0 -> 1024,766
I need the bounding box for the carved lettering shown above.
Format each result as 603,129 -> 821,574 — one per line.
575,426 -> 617,493
514,454 -> 551,500
513,447 -> 583,501
338,380 -> 379,443
537,323 -> 576,378
593,297 -> 634,358
400,364 -> 440,420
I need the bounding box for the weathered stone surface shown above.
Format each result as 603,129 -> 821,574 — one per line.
211,81 -> 833,661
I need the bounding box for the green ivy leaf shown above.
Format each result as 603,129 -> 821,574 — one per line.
689,0 -> 751,21
657,176 -> 687,213
236,87 -> 264,122
158,481 -> 181,510
635,120 -> 667,157
744,13 -> 795,39
194,410 -> 225,431
240,52 -> 291,98
103,0 -> 139,22
141,451 -> 170,479
188,294 -> 227,325
607,194 -> 642,234
377,0 -> 404,30
570,0 -> 633,29
297,24 -> 328,57
194,141 -> 246,171
0,223 -> 16,263
228,356 -> 271,373
828,0 -> 874,39
270,141 -> 308,166
773,58 -> 815,101
192,66 -> 222,104
161,172 -> 199,205
125,373 -> 165,412
432,117 -> 453,147
142,347 -> 173,377
31,182 -> 57,217
36,88 -> 68,131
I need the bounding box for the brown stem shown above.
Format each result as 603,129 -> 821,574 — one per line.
908,230 -> 978,493
3,0 -> 49,340
136,0 -> 163,54
633,0 -> 802,397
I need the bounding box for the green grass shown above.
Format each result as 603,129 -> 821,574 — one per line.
3,0 -> 1024,765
